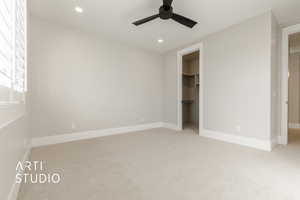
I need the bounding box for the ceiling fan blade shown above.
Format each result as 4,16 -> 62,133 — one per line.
172,13 -> 197,28
133,14 -> 159,26
163,0 -> 173,6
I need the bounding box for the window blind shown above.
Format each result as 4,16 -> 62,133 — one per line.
0,0 -> 13,88
0,0 -> 26,103
14,0 -> 26,92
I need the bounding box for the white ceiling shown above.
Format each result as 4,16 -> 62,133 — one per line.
29,0 -> 300,53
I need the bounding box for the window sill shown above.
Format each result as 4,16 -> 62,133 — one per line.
0,114 -> 25,131
0,101 -> 25,108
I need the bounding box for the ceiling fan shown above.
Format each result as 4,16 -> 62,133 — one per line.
132,0 -> 197,28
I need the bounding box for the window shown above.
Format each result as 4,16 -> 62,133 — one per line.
0,0 -> 26,104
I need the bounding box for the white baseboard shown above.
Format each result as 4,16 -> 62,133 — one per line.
30,122 -> 276,152
161,123 -> 181,131
288,123 -> 300,129
7,147 -> 31,200
200,129 -> 273,151
31,122 -> 164,147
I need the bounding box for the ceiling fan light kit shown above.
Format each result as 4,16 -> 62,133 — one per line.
133,0 -> 197,28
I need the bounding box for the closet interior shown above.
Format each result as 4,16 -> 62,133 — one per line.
182,51 -> 199,133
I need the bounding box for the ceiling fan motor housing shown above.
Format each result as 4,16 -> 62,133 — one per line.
159,5 -> 173,19
133,0 -> 197,28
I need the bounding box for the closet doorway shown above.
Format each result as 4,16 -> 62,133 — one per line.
182,51 -> 199,132
177,43 -> 203,134
281,24 -> 300,145
287,32 -> 300,144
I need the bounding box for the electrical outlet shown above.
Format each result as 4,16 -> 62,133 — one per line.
71,122 -> 76,130
23,139 -> 28,147
236,125 -> 241,132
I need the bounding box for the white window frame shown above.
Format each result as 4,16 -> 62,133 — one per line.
0,0 -> 27,107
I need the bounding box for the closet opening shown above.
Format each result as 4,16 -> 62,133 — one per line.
287,32 -> 300,144
181,51 -> 200,133
177,43 -> 203,135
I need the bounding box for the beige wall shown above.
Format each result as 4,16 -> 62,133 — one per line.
0,115 -> 29,200
29,16 -> 164,138
0,102 -> 29,200
270,14 -> 281,139
163,12 -> 274,140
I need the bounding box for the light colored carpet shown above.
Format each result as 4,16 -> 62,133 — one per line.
18,128 -> 300,200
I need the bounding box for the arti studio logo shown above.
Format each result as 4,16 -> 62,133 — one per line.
16,161 -> 61,184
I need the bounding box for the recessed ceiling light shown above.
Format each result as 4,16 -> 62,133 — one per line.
157,39 -> 164,43
75,6 -> 83,13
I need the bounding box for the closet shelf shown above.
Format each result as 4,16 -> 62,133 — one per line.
182,73 -> 196,77
182,72 -> 199,77
182,100 -> 194,104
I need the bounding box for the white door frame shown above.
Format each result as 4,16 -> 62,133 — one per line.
281,23 -> 300,145
177,43 -> 204,134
